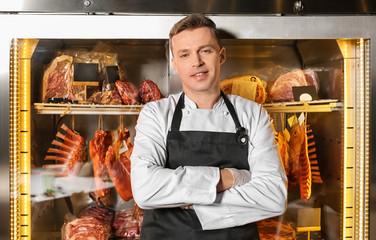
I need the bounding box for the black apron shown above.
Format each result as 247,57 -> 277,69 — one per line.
140,92 -> 260,240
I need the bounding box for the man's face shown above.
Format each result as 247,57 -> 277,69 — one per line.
171,27 -> 226,97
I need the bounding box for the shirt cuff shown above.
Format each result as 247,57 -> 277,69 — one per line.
183,166 -> 220,205
193,203 -> 236,230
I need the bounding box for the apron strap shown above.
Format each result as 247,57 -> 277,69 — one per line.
220,91 -> 249,145
170,92 -> 185,132
171,91 -> 248,145
220,91 -> 242,130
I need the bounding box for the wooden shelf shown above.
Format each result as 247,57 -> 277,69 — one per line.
34,99 -> 342,115
34,103 -> 143,115
262,99 -> 342,113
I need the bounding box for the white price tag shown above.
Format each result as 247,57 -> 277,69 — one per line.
298,112 -> 305,125
119,140 -> 129,154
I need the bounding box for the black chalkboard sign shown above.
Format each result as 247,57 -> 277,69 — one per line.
292,86 -> 318,101
73,63 -> 99,86
106,66 -> 120,84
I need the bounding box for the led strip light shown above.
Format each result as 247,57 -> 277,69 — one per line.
354,38 -> 370,240
342,41 -> 350,240
19,39 -> 34,240
10,38 -> 20,240
357,38 -> 365,240
363,39 -> 370,240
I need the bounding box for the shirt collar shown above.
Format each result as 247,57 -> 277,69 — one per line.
183,93 -> 225,110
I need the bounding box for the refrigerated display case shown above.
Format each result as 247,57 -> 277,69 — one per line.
1,12 -> 375,240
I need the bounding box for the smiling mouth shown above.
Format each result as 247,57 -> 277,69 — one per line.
192,71 -> 208,77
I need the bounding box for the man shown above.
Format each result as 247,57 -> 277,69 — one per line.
131,14 -> 287,239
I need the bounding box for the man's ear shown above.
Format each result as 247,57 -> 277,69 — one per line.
219,47 -> 226,65
171,57 -> 177,73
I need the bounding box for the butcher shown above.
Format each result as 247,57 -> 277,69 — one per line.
131,14 -> 287,239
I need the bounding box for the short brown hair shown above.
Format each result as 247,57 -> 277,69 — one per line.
169,14 -> 222,49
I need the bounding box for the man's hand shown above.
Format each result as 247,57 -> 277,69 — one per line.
227,168 -> 252,187
180,205 -> 194,210
216,168 -> 252,192
216,169 -> 234,192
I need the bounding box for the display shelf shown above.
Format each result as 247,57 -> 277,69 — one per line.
34,103 -> 144,115
34,99 -> 342,115
262,99 -> 342,113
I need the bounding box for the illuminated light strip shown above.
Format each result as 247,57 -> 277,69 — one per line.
18,39 -> 38,240
363,39 -> 370,239
358,38 -> 365,240
342,44 -> 348,239
342,42 -> 349,240
9,38 -> 20,240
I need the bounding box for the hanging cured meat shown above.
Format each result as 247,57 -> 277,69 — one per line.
287,123 -> 305,191
115,80 -> 140,105
43,124 -> 86,177
276,131 -> 290,176
105,126 -> 134,201
298,124 -> 312,201
287,122 -> 323,201
89,130 -> 113,205
306,126 -> 323,184
139,79 -> 163,104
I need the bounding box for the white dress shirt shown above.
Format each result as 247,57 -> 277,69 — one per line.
130,93 -> 288,230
